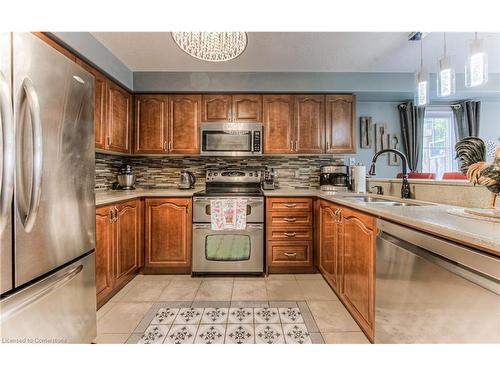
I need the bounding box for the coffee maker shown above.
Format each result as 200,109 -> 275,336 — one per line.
320,165 -> 350,192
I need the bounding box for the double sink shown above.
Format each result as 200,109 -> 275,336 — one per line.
338,195 -> 432,207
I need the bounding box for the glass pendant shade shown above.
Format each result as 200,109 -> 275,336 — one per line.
415,70 -> 429,106
171,32 -> 247,62
437,56 -> 456,97
465,36 -> 488,87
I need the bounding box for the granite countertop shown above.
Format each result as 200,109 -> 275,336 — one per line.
95,188 -> 204,206
266,188 -> 500,255
95,187 -> 500,255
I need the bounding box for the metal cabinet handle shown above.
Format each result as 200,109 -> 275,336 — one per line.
113,207 -> 119,222
283,232 -> 297,237
109,208 -> 115,223
107,136 -> 111,146
0,71 -> 14,223
326,141 -> 330,150
163,141 -> 168,151
290,140 -> 293,151
294,140 -> 298,151
169,141 -> 172,151
283,203 -> 297,208
283,217 -> 297,222
284,252 -> 297,257
16,78 -> 43,232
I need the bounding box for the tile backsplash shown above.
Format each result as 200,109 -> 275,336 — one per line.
95,153 -> 345,191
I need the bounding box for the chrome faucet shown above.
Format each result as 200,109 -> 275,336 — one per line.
369,149 -> 411,199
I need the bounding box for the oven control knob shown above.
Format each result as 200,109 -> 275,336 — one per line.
214,172 -> 218,176
249,172 -> 253,176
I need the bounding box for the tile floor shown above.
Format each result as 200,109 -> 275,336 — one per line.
94,273 -> 370,344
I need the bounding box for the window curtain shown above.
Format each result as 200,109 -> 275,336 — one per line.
398,102 -> 425,172
451,101 -> 481,140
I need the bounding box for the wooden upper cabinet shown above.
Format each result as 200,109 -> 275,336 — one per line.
134,95 -> 168,154
202,95 -> 232,122
326,95 -> 356,154
76,58 -> 108,150
340,207 -> 375,339
318,201 -> 342,292
294,95 -> 325,153
169,95 -> 201,154
114,200 -> 141,285
263,95 -> 295,154
145,198 -> 192,271
107,81 -> 132,153
33,32 -> 76,61
232,95 -> 262,122
95,206 -> 114,306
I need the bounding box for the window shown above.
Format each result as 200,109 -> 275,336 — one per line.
422,108 -> 458,178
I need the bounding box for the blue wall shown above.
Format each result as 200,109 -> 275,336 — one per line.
49,32 -> 134,90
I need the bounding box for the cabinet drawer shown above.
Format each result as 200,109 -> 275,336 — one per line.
268,241 -> 312,265
267,226 -> 312,241
266,211 -> 312,226
266,198 -> 312,212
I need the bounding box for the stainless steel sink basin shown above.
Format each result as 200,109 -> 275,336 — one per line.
340,196 -> 427,207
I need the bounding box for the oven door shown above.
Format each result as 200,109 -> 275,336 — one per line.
192,224 -> 264,273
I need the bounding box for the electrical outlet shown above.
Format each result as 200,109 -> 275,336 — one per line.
348,157 -> 356,166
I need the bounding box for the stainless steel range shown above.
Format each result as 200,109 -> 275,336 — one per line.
192,168 -> 264,274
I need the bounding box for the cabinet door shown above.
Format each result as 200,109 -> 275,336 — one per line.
318,201 -> 341,292
340,207 -> 375,338
294,95 -> 325,153
95,206 -> 114,306
325,95 -> 356,154
232,94 -> 262,122
107,81 -> 132,153
114,200 -> 141,284
169,95 -> 201,154
202,95 -> 232,122
263,95 -> 295,154
76,58 -> 108,150
145,198 -> 192,270
134,95 -> 168,154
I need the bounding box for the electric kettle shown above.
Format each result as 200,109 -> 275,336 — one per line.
178,170 -> 196,189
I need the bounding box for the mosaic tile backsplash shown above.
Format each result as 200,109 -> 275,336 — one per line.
95,153 -> 345,191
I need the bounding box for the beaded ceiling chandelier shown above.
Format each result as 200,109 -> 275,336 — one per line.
171,32 -> 247,62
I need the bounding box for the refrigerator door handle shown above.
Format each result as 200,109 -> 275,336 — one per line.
0,70 -> 15,223
16,78 -> 43,232
0,264 -> 83,322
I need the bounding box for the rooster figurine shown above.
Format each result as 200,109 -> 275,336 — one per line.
455,137 -> 500,208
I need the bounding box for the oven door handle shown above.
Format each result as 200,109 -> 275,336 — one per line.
193,223 -> 263,230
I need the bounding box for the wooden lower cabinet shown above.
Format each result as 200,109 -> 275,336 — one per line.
95,206 -> 114,306
266,197 -> 314,273
317,200 -> 342,292
114,200 -> 142,285
340,207 -> 375,342
145,198 -> 192,272
317,199 -> 375,342
95,200 -> 142,308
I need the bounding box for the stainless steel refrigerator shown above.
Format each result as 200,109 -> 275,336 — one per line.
0,33 -> 96,344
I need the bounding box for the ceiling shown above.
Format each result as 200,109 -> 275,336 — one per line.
91,32 -> 500,73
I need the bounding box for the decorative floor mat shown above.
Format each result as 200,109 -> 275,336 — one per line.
127,301 -> 324,344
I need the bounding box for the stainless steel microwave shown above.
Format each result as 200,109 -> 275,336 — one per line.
200,123 -> 262,156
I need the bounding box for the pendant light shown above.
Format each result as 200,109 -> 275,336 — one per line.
465,32 -> 488,87
415,38 -> 429,106
437,32 -> 456,97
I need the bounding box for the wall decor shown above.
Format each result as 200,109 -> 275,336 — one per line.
375,123 -> 387,152
359,116 -> 373,148
388,134 -> 401,166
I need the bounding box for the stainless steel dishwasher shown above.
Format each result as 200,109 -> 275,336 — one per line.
376,219 -> 500,344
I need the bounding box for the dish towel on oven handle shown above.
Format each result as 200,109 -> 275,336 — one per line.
210,199 -> 247,230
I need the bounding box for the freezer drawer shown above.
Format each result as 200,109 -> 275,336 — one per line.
0,251 -> 96,344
